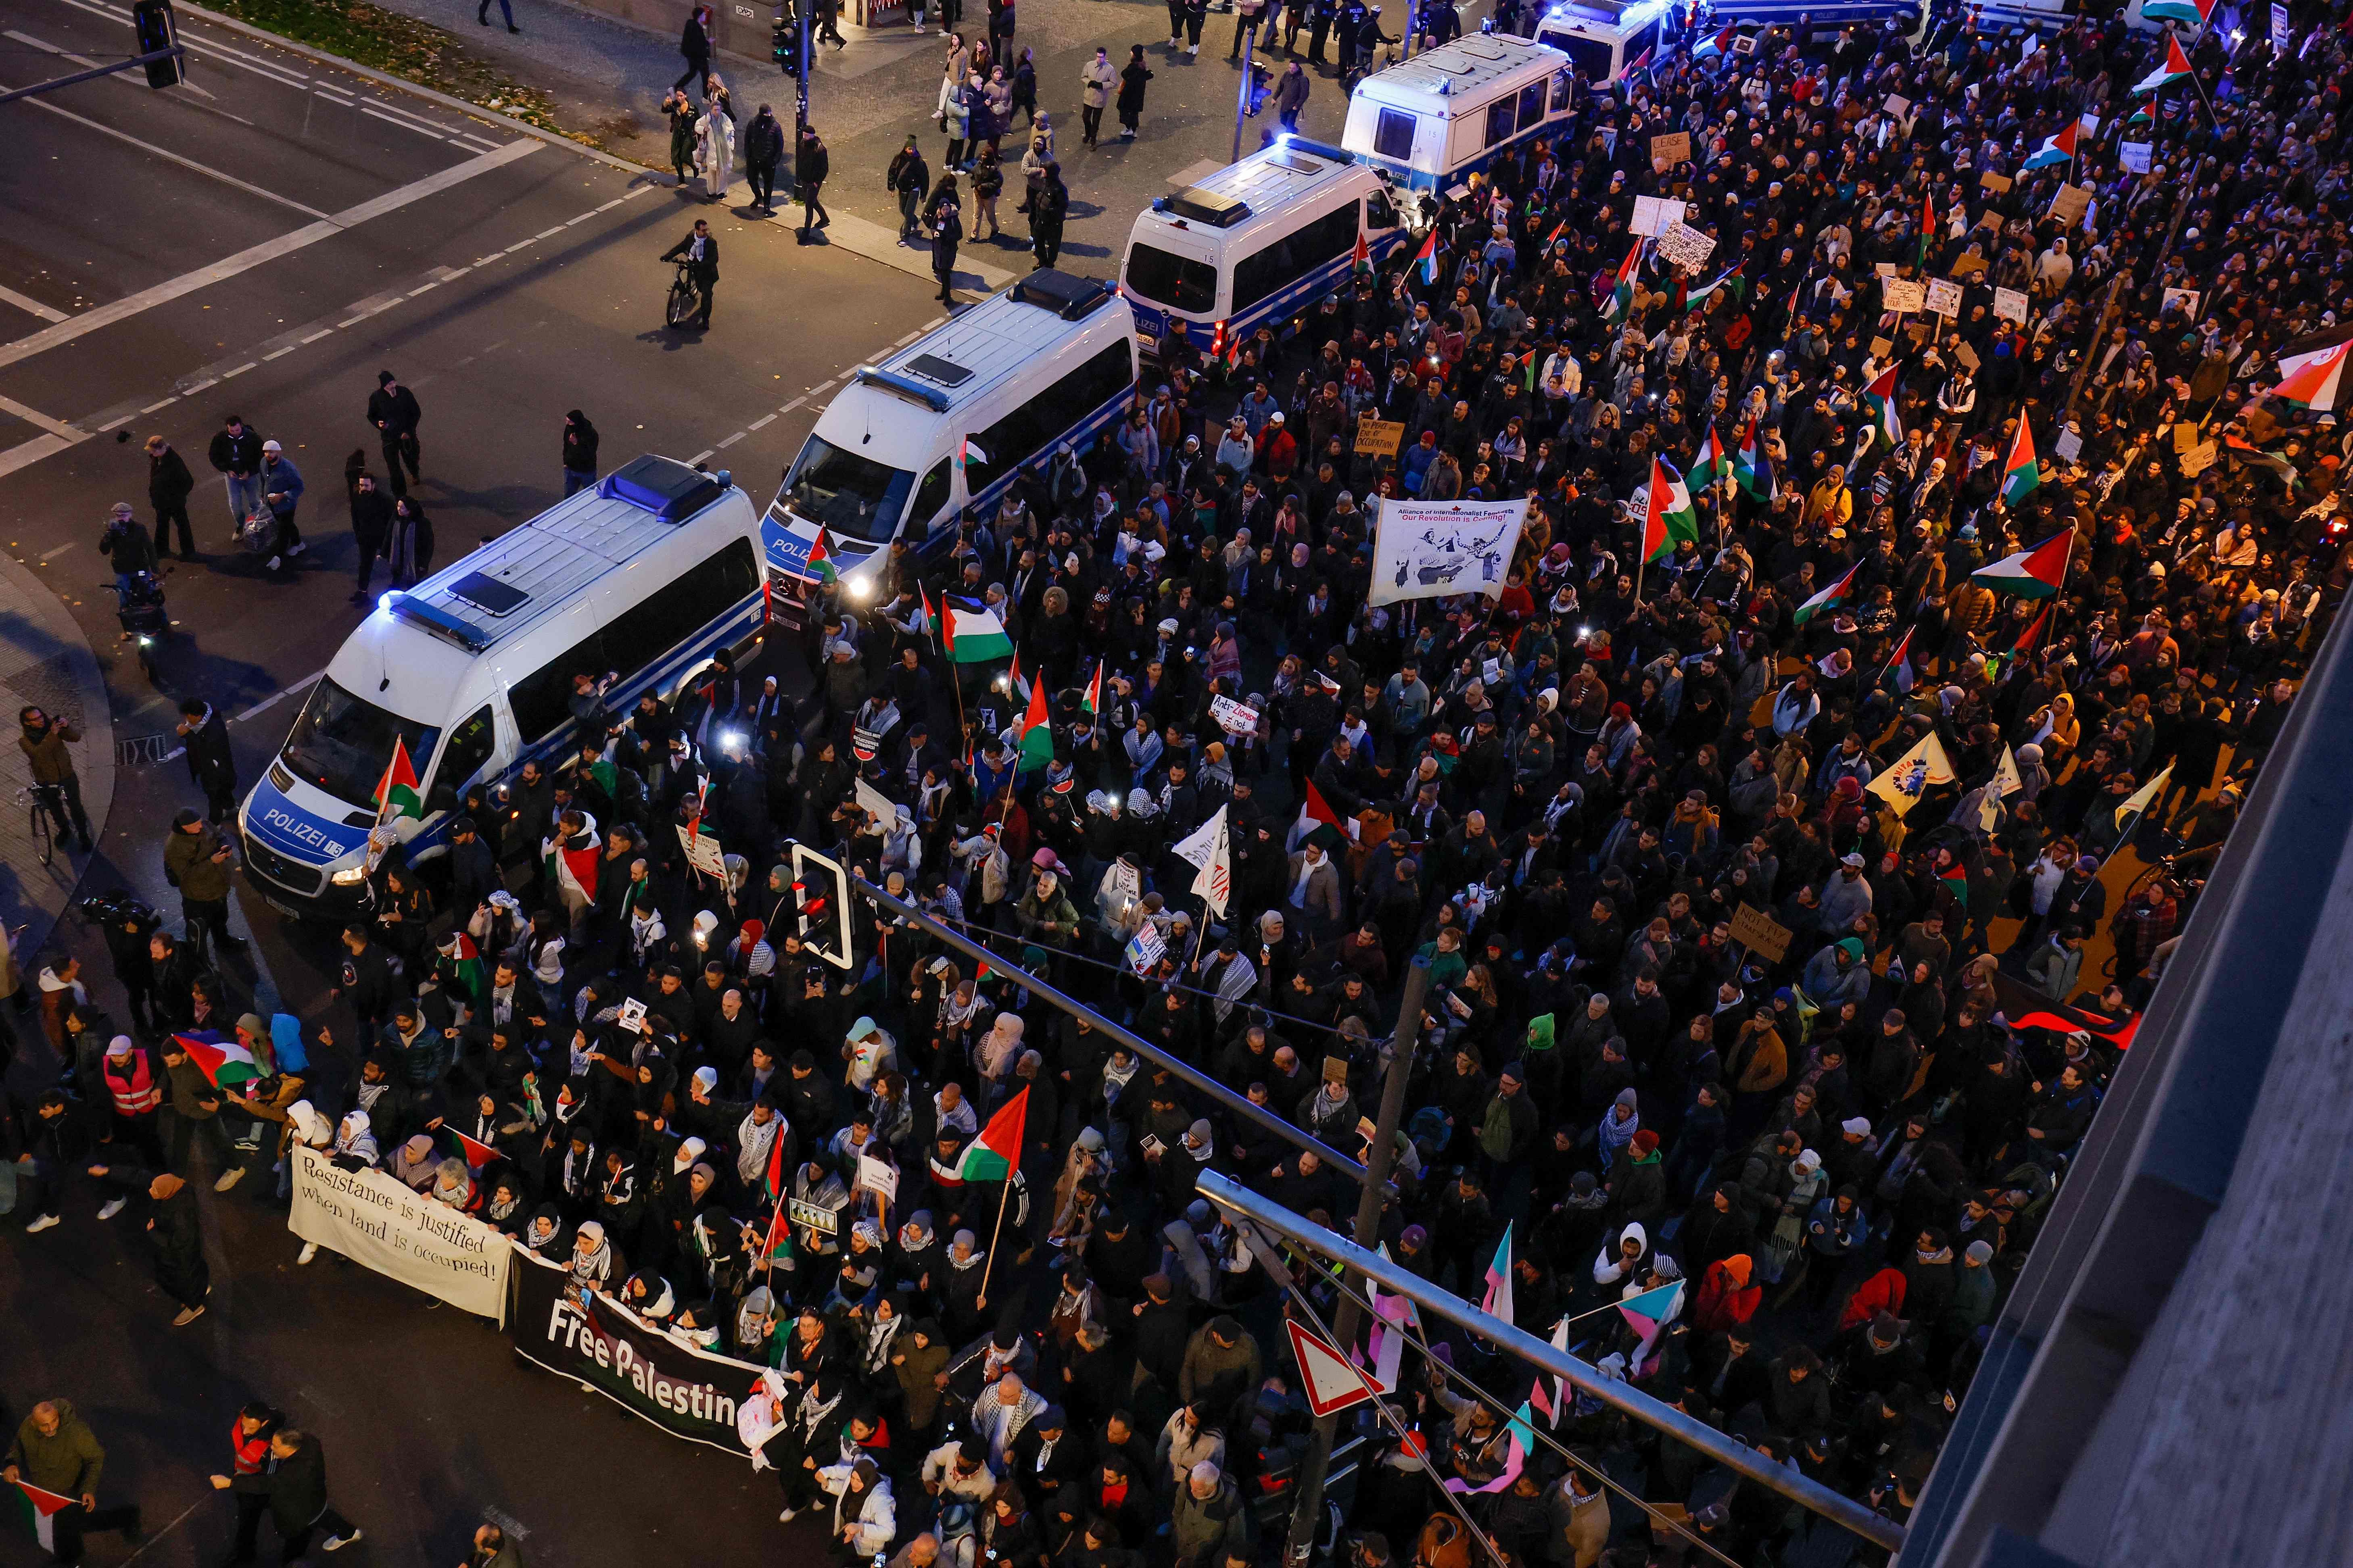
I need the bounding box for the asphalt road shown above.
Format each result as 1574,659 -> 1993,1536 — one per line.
0,2 -> 942,1559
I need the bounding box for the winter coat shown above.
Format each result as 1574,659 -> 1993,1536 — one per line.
231,1434 -> 335,1535
1170,1475 -> 1252,1566
165,822 -> 233,902
1080,56 -> 1116,109
5,1400 -> 106,1495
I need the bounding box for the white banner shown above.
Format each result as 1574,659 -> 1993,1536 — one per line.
1992,286 -> 2031,325
1924,277 -> 1963,318
289,1145 -> 511,1319
2118,140 -> 2152,174
1656,221 -> 1717,273
1368,498 -> 1527,606
1630,195 -> 1685,237
1210,695 -> 1261,735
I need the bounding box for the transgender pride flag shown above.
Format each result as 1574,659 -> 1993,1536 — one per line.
1617,1279 -> 1686,1377
1481,1223 -> 1515,1327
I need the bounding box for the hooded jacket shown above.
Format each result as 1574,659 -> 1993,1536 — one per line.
6,1401 -> 106,1496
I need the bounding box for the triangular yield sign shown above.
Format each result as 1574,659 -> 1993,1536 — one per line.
1288,1318 -> 1387,1417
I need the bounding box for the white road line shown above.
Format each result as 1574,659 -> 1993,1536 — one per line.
407,282 -> 440,296
232,668 -> 324,725
716,431 -> 745,449
140,396 -> 177,412
748,413 -> 777,430
180,376 -> 219,392
115,1497 -> 207,1567
299,330 -> 331,344
597,198 -> 627,212
565,212 -> 595,225
535,226 -> 564,240
361,103 -> 441,140
780,396 -> 807,412
260,346 -> 295,360
0,284 -> 69,324
687,449 -> 714,464
3,87 -> 334,220
503,240 -> 534,254
97,413 -> 134,430
39,541 -> 75,561
0,140 -> 540,372
894,329 -> 925,344
221,363 -> 256,377
811,378 -> 837,393
0,391 -> 79,440
0,432 -> 77,479
313,88 -> 355,105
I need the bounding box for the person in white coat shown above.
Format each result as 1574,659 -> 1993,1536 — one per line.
818,1456 -> 897,1555
698,81 -> 738,202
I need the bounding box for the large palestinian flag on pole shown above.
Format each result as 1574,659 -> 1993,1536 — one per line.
1972,531 -> 2072,598
178,1030 -> 263,1089
2133,34 -> 2194,94
1792,558 -> 1865,627
943,599 -> 1015,664
952,1086 -> 1029,1182
1998,418 -> 2042,506
1863,363 -> 1902,446
1642,457 -> 1698,562
1734,416 -> 1775,500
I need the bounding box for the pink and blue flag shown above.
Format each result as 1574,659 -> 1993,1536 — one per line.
1617,1278 -> 1685,1377
1482,1223 -> 1515,1327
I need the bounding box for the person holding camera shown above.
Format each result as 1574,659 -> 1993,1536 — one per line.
19,706 -> 93,853
163,809 -> 245,958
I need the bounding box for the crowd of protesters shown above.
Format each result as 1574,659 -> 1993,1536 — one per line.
14,3 -> 2353,1567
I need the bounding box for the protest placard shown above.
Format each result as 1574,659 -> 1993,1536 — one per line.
1630,195 -> 1686,236
2119,140 -> 2152,174
857,1155 -> 901,1203
2048,183 -> 2092,225
1729,904 -> 1793,964
1954,340 -> 1980,371
1869,335 -> 1894,359
1657,221 -> 1717,272
1882,278 -> 1925,314
2180,440 -> 2217,477
676,824 -> 726,879
1126,923 -> 1167,976
2162,287 -> 2203,320
1650,130 -> 1690,165
1992,286 -> 2030,324
1354,416 -> 1405,457
1210,694 -> 1261,734
1979,171 -> 2013,192
1925,277 -> 1963,317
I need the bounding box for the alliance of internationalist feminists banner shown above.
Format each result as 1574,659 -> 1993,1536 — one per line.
287,1147 -> 511,1320
1367,498 -> 1528,606
506,1249 -> 767,1454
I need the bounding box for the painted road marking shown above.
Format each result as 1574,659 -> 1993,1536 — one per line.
0,392 -> 80,440
0,284 -> 70,324
232,668 -> 324,725
2,85 -> 334,219
748,413 -> 777,430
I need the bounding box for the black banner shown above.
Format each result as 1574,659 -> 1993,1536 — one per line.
506,1249 -> 767,1454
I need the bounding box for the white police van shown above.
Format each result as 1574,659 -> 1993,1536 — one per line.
1341,33 -> 1574,212
239,455 -> 767,916
764,270 -> 1137,626
1119,136 -> 1409,362
1531,0 -> 1670,84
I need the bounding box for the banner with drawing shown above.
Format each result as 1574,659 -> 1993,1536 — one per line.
1368,499 -> 1528,606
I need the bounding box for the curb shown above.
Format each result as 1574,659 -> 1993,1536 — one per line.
0,548 -> 115,966
175,1 -> 1017,292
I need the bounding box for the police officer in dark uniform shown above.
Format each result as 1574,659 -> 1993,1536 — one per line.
1335,0 -> 1366,74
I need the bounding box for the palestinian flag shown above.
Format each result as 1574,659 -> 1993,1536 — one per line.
1544,218 -> 1568,251
179,1030 -> 263,1089
438,931 -> 485,1001
1973,530 -> 2071,598
1734,416 -> 1775,500
1692,23 -> 1733,57
2134,34 -> 2194,94
1883,625 -> 1918,693
1082,661 -> 1102,716
1685,261 -> 1744,311
1988,970 -> 2141,1049
1936,859 -> 1971,909
1412,228 -> 1439,285
1863,362 -> 1903,446
758,1205 -> 794,1263
1299,778 -> 1359,842
11,1480 -> 74,1553
2141,0 -> 2215,27
918,582 -> 937,643
1351,229 -> 1370,272
1918,186 -> 1937,269
764,1114 -> 790,1202
1601,242 -> 1641,323
958,436 -> 989,473
952,1085 -> 1029,1182
2268,336 -> 2353,411
374,736 -> 423,822
1643,456 -> 1698,562
1792,557 -> 1864,628
2222,434 -> 2304,490
2022,119 -> 2079,170
1015,674 -> 1054,772
1689,424 -> 1730,492
942,598 -> 1014,663
2009,602 -> 2052,659
1997,418 -> 2042,506
448,1126 -> 499,1170
801,528 -> 837,586
2126,102 -> 2153,131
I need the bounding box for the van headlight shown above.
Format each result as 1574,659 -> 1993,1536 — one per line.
847,574 -> 875,603
331,865 -> 369,885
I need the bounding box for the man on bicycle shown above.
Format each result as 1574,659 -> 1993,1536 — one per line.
662,220 -> 720,329
18,707 -> 92,853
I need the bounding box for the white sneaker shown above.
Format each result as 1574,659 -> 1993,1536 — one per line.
24,1214 -> 60,1232
1188,43 -> 1199,53
266,555 -> 282,571
98,1197 -> 127,1220
779,1508 -> 800,1523
322,1530 -> 361,1551
215,1166 -> 246,1192
288,540 -> 307,556
297,1241 -> 319,1264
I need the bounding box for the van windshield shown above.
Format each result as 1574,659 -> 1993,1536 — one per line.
1539,30 -> 1616,81
784,434 -> 913,543
1125,243 -> 1218,314
280,678 -> 443,812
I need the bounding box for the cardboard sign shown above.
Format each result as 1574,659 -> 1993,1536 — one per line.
1883,93 -> 1912,121
788,1197 -> 840,1234
1210,694 -> 1261,735
2119,140 -> 2153,174
1104,857 -> 1142,907
1731,32 -> 1756,53
1924,277 -> 1964,318
1992,286 -> 2030,324
854,776 -> 897,825
1657,220 -> 1717,271
1650,130 -> 1691,165
2047,183 -> 2092,225
1869,334 -> 1894,359
1954,340 -> 1980,371
1729,903 -> 1794,964
1875,261 -> 1897,279
1631,194 -> 1687,236
1354,415 -> 1405,457
2161,287 -> 2203,320
2173,421 -> 2202,454
856,1155 -> 900,1202
1979,170 -> 2014,193
2180,440 -> 2217,477
1125,923 -> 1166,976
1950,253 -> 1990,278
677,824 -> 727,879
1882,278 -> 1926,314
1322,1054 -> 1351,1084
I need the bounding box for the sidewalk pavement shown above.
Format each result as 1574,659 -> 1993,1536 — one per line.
359,0 -> 1386,284
0,548 -> 115,978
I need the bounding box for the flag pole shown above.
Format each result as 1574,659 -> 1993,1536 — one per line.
974,1161 -> 1014,1310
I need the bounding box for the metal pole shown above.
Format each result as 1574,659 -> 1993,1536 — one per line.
847,872 -> 1372,1183
0,46 -> 182,104
1196,1172 -> 1909,1554
1233,18 -> 1257,161
1282,955 -> 1428,1568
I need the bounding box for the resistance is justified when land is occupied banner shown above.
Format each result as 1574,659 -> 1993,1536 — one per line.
507,1249 -> 768,1454
288,1146 -> 511,1320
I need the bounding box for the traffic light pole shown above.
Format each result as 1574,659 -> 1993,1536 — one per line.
1197,1172 -> 1910,1555
0,46 -> 182,104
1282,955 -> 1427,1568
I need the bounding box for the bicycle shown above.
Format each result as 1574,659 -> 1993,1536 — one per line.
664,259 -> 703,329
19,784 -> 64,868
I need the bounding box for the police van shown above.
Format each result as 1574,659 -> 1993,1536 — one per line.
1119,136 -> 1409,362
1341,33 -> 1573,213
239,455 -> 766,915
763,270 -> 1137,625
1530,0 -> 1669,83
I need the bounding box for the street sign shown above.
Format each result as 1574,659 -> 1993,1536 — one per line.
1287,1318 -> 1387,1418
